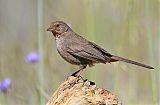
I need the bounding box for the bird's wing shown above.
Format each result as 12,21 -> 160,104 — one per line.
89,41 -> 112,57
67,42 -> 107,64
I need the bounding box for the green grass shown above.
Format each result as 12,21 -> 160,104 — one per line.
0,0 -> 159,104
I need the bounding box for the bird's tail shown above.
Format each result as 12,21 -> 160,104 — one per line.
111,55 -> 154,69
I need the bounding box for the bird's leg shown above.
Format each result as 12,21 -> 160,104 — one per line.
71,64 -> 87,77
69,64 -> 87,86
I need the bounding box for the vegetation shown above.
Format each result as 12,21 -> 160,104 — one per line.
0,0 -> 159,105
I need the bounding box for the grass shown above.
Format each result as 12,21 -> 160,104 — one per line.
37,0 -> 45,104
0,0 -> 159,104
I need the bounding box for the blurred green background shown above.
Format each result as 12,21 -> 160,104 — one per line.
0,0 -> 159,105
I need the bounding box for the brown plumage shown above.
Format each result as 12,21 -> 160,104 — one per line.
47,21 -> 154,77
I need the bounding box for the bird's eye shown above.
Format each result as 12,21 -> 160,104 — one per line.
56,24 -> 60,27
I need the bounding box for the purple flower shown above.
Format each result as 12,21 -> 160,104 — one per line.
0,78 -> 12,92
25,52 -> 40,63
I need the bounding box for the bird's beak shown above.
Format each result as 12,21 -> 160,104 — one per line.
46,27 -> 53,31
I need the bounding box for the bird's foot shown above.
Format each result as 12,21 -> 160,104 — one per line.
71,69 -> 81,77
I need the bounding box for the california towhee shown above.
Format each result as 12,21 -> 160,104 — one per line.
47,21 -> 154,77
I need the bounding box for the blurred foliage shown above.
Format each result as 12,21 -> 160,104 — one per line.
0,0 -> 159,105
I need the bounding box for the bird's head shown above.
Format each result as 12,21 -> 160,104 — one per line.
47,21 -> 71,37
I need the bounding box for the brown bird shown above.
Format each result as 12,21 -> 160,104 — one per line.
47,21 -> 154,77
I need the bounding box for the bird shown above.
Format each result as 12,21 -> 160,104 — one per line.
47,21 -> 154,77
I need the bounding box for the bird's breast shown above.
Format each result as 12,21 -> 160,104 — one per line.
55,37 -> 64,48
55,37 -> 82,66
